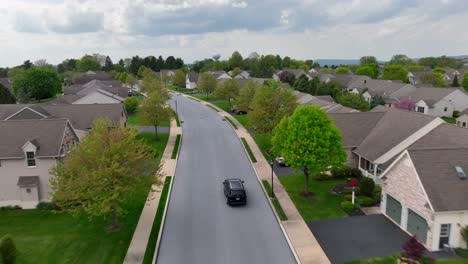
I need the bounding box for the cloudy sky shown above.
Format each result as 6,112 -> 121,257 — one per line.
1,0 -> 467,67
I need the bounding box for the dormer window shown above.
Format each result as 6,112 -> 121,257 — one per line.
26,152 -> 36,167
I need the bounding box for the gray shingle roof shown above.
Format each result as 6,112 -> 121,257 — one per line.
396,87 -> 459,107
294,91 -> 356,113
0,119 -> 70,158
187,72 -> 199,82
329,112 -> 385,147
64,80 -> 127,99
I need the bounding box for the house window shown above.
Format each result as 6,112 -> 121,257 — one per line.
464,122 -> 467,128
26,152 -> 36,167
417,106 -> 425,113
26,188 -> 31,193
444,107 -> 448,112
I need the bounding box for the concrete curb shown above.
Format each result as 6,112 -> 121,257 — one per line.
184,94 -> 301,264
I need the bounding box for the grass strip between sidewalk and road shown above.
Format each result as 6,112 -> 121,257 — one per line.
171,134 -> 181,159
241,137 -> 257,163
262,180 -> 288,221
206,104 -> 220,112
142,176 -> 173,264
188,96 -> 201,102
224,116 -> 238,129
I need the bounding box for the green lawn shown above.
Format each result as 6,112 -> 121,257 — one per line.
252,134 -> 273,161
212,101 -> 231,112
442,116 -> 457,124
142,176 -> 172,264
0,185 -> 150,263
233,114 -> 249,128
279,174 -> 346,222
171,134 -> 181,159
225,116 -> 238,129
128,112 -> 170,127
193,94 -> 222,101
136,133 -> 169,161
262,180 -> 288,221
241,137 -> 257,163
206,104 -> 220,112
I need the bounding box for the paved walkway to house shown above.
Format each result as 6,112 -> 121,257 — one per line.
308,214 -> 410,264
361,206 -> 381,215
123,118 -> 181,264
197,98 -> 331,264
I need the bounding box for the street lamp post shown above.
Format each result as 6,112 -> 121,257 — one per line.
270,160 -> 274,198
175,99 -> 178,115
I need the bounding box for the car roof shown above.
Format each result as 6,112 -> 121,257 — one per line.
226,179 -> 244,190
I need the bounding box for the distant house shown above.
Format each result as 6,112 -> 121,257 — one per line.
65,71 -> 114,85
229,70 -> 250,79
294,91 -> 357,114
347,77 -> 415,104
207,71 -> 232,80
186,72 -> 199,89
160,70 -> 177,80
56,80 -> 127,104
0,103 -> 127,138
0,119 -> 79,209
456,109 -> 468,128
273,69 -> 311,81
380,124 -> 468,250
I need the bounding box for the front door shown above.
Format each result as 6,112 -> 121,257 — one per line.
439,224 -> 451,249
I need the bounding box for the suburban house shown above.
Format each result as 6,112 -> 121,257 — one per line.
56,79 -> 127,104
273,69 -> 311,81
330,107 -> 443,182
0,103 -> 127,138
0,119 -> 79,209
229,70 -> 250,79
320,73 -> 355,88
295,91 -> 357,114
443,69 -> 466,86
347,77 -> 415,104
160,69 -> 176,80
393,87 -> 468,117
186,72 -> 199,89
380,124 -> 468,250
456,109 -> 468,128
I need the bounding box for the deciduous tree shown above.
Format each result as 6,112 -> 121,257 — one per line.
235,80 -> 257,111
382,65 -> 408,82
338,93 -> 370,111
419,72 -> 445,87
335,66 -> 349,74
272,106 -> 346,195
76,55 -> 101,72
198,73 -> 217,99
248,82 -> 297,133
51,119 -> 160,230
138,90 -> 170,138
228,51 -> 243,69
12,66 -> 61,102
463,74 -> 468,92
215,78 -> 240,108
360,56 -> 377,65
173,69 -> 186,87
394,98 -> 416,111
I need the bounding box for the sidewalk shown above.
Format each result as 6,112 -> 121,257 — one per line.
123,118 -> 181,264
206,102 -> 331,264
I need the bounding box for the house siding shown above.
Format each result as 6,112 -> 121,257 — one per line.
0,158 -> 56,209
428,100 -> 454,117
381,154 -> 435,249
456,114 -> 468,128
432,212 -> 468,250
443,90 -> 468,111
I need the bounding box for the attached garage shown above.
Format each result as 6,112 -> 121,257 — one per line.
385,194 -> 402,224
407,209 -> 428,243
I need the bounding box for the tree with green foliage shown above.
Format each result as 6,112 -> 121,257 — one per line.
360,56 -> 377,65
320,68 -> 333,74
388,54 -> 414,65
235,80 -> 258,111
138,90 -> 170,138
462,74 -> 468,92
117,72 -> 128,83
230,67 -> 242,77
335,66 -> 349,74
452,75 -> 460,87
102,56 -> 113,71
419,72 -> 445,87
338,93 -> 370,111
198,73 -> 217,99
173,69 -> 186,87
0,235 -> 18,264
282,56 -> 292,68
113,64 -> 126,73
0,84 -> 16,104
406,65 -> 425,72
370,96 -> 386,108
124,97 -> 139,114
356,65 -> 379,78
272,106 -> 346,195
228,51 -> 243,69
293,74 -> 310,92
432,67 -> 446,75
76,55 -> 101,72
137,65 -> 147,78
215,78 -> 240,108
418,56 -> 464,69
140,69 -> 159,94
126,74 -> 137,89
248,82 -> 297,133
51,119 -> 160,231
382,65 -> 408,82
12,66 -> 62,102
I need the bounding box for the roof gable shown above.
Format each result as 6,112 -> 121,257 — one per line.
5,107 -> 48,120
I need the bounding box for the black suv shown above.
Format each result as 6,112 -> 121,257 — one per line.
223,178 -> 247,205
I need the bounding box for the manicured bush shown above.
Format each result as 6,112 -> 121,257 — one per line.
344,194 -> 353,201
340,201 -> 358,213
315,173 -> 331,181
124,97 -> 139,114
36,202 -> 58,211
0,235 -> 18,264
357,196 -> 374,207
453,110 -> 461,118
331,166 -> 362,179
461,226 -> 468,247
402,236 -> 426,260
373,185 -> 382,203
359,177 -> 375,197
0,206 -> 21,211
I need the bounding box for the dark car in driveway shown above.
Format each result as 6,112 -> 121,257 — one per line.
223,178 -> 247,205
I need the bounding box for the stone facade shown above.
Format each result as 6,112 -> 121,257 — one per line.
59,123 -> 79,156
381,154 -> 435,248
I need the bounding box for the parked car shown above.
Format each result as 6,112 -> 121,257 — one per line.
230,107 -> 247,115
223,178 -> 247,205
275,156 -> 290,167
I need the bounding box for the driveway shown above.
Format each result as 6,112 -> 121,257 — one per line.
308,214 -> 410,264
156,94 -> 295,264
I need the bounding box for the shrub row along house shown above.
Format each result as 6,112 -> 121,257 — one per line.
329,106 -> 468,250
0,103 -> 127,209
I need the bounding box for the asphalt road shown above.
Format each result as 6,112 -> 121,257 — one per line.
156,94 -> 296,264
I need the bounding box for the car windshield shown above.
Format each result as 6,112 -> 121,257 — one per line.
229,180 -> 243,190
231,190 -> 244,195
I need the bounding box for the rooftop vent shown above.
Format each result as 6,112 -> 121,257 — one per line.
455,166 -> 466,180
